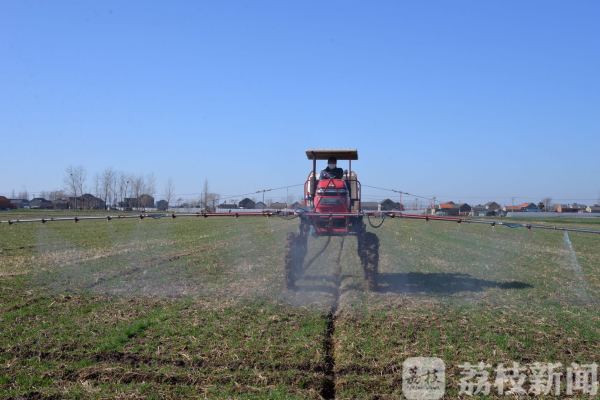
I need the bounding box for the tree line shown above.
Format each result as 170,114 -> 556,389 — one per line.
8,166 -> 225,210
61,165 -> 165,208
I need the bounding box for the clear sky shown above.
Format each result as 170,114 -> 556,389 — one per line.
2,1 -> 599,205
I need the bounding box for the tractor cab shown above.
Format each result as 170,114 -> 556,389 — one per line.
303,149 -> 362,235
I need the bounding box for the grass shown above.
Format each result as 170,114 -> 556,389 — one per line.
0,210 -> 599,399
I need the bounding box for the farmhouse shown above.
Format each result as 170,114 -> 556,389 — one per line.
586,205 -> 600,213
380,199 -> 402,211
555,203 -> 587,213
156,200 -> 169,211
30,197 -> 53,209
121,194 -> 155,210
238,198 -> 256,209
218,203 -> 238,209
52,198 -> 69,209
290,201 -> 303,209
471,205 -> 490,217
255,201 -> 267,209
436,201 -> 458,216
82,194 -> 105,209
434,201 -> 471,216
269,202 -> 287,210
522,203 -> 539,212
485,201 -> 502,214
472,202 -> 502,216
457,203 -> 471,216
9,199 -> 29,209
0,196 -> 15,210
504,202 -> 539,212
138,194 -> 155,209
67,194 -> 105,210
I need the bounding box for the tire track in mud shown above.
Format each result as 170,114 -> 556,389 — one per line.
321,236 -> 344,400
562,231 -> 594,303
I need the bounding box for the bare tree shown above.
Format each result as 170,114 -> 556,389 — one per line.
202,179 -> 209,210
56,166 -> 164,210
77,168 -> 86,197
130,175 -> 145,210
206,193 -> 220,211
117,172 -> 129,206
48,190 -> 65,201
64,166 -> 87,209
144,173 -> 156,196
110,171 -> 118,208
93,173 -> 101,198
100,168 -> 116,209
163,178 -> 175,206
17,190 -> 29,200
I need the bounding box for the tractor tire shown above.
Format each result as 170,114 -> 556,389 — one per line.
357,231 -> 379,291
284,231 -> 307,290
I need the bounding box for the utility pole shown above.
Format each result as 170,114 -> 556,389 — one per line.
71,173 -> 77,210
124,180 -> 130,209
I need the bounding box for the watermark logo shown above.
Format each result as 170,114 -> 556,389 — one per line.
402,357 -> 446,400
400,359 -> 597,398
458,362 -> 598,396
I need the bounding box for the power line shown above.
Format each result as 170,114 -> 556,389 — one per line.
218,184 -> 304,201
361,184 -> 435,201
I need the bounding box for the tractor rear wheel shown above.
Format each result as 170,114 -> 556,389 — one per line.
357,231 -> 379,291
284,231 -> 308,289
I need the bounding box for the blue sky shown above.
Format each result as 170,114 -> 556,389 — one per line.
1,1 -> 599,205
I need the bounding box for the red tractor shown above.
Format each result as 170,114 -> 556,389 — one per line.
285,149 -> 379,290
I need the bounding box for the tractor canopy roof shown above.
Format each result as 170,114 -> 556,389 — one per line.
305,148 -> 358,160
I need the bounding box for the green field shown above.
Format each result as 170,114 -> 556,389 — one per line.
1,211 -> 599,399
